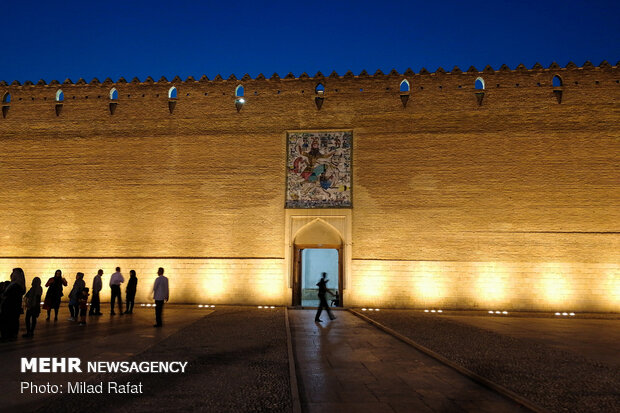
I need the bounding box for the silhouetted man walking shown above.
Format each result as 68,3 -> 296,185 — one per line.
315,272 -> 336,322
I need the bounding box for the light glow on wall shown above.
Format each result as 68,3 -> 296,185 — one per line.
475,263 -> 508,305
356,261 -> 388,302
607,267 -> 619,303
538,263 -> 573,307
412,262 -> 445,305
200,260 -> 227,300
252,264 -> 282,301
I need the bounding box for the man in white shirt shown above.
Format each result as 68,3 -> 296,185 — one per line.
109,267 -> 124,316
152,267 -> 169,327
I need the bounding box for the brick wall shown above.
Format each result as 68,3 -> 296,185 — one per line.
0,258 -> 285,305
348,260 -> 619,312
1,62 -> 618,310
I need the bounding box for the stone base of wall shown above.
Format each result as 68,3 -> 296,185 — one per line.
0,258 -> 286,306
348,259 -> 620,312
3,258 -> 618,312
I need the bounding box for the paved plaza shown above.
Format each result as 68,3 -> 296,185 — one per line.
288,310 -> 529,413
0,305 -> 618,412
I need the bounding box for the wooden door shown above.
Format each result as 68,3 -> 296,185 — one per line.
292,246 -> 303,306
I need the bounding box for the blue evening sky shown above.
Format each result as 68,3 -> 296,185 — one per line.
1,0 -> 618,83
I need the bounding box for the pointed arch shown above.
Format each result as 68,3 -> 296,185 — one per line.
55,89 -> 64,102
109,87 -> 118,100
235,85 -> 244,97
475,77 -> 485,90
2,92 -> 10,103
315,83 -> 325,94
168,86 -> 177,99
552,75 -> 563,87
293,218 -> 343,247
400,79 -> 410,93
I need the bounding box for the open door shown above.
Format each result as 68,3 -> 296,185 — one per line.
292,218 -> 344,307
292,246 -> 303,306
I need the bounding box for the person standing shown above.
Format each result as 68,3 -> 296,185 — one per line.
78,288 -> 89,326
23,276 -> 43,338
124,270 -> 138,314
67,272 -> 85,321
89,269 -> 103,316
152,267 -> 169,327
314,272 -> 336,322
44,270 -> 67,321
0,268 -> 27,341
109,267 -> 124,316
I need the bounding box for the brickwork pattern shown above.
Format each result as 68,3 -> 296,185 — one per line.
0,258 -> 285,305
1,62 -> 618,309
348,259 -> 619,312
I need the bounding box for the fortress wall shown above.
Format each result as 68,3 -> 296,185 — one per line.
1,63 -> 618,309
0,258 -> 286,305
348,260 -> 619,312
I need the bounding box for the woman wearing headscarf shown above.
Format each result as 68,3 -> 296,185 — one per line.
43,270 -> 67,322
23,276 -> 43,338
0,268 -> 27,341
124,270 -> 138,314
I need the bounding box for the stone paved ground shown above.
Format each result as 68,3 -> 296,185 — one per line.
1,305 -> 292,413
360,309 -> 620,413
289,309 -> 530,413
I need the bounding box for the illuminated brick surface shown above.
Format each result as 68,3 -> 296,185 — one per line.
1,64 -> 618,309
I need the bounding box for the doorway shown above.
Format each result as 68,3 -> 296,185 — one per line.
293,245 -> 343,307
300,249 -> 339,307
290,217 -> 345,307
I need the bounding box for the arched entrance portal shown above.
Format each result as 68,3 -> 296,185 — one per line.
292,219 -> 343,307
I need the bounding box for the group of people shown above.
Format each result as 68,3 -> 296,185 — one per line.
0,266 -> 169,341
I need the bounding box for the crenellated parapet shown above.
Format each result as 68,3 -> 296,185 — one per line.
2,60 -> 618,88
1,60 -> 618,120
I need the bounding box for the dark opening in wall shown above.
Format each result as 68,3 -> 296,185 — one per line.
1,92 -> 9,118
54,89 -> 64,116
552,75 -> 563,104
314,84 -> 324,109
315,95 -> 324,110
399,79 -> 410,93
235,98 -> 245,112
109,88 -> 118,115
235,85 -> 244,97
